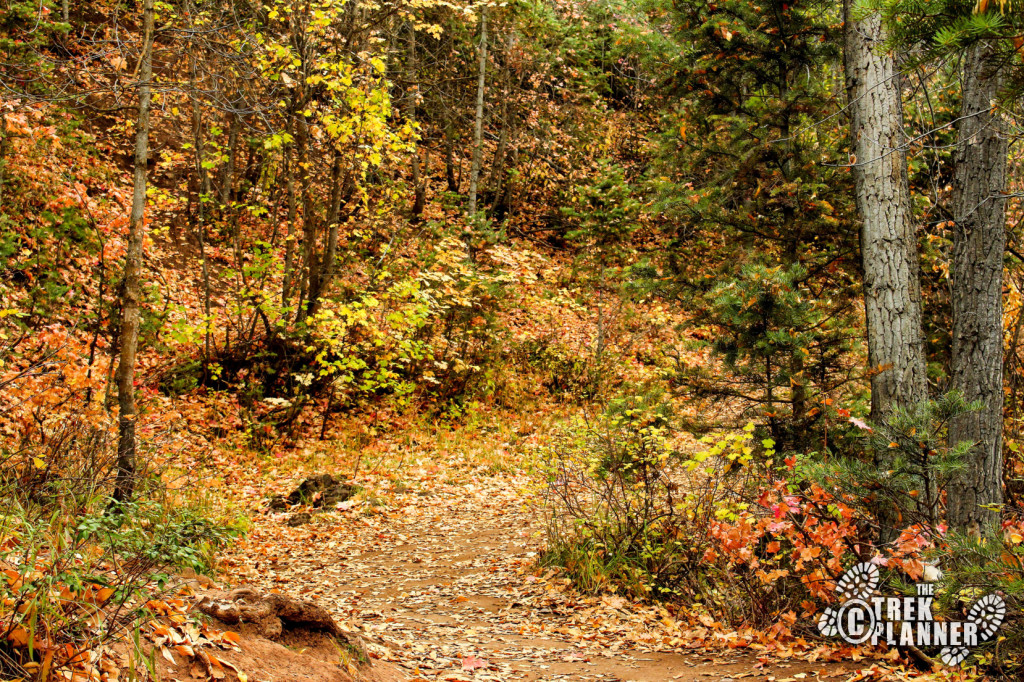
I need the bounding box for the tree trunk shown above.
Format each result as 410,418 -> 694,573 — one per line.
486,96 -> 509,212
113,0 -> 155,504
844,6 -> 928,417
844,3 -> 928,543
445,131 -> 458,193
220,112 -> 240,206
412,150 -> 426,219
947,40 -> 1007,535
467,6 -> 487,218
190,94 -> 213,360
282,136 -> 296,306
406,23 -> 426,221
295,115 -> 319,323
305,153 -> 344,319
0,113 -> 8,212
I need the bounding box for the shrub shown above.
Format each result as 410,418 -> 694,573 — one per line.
537,387 -> 1024,670
160,235 -> 509,435
801,392 -> 978,543
0,337 -> 238,680
537,393 -> 979,633
929,526 -> 1024,675
516,339 -> 604,402
537,398 -> 731,603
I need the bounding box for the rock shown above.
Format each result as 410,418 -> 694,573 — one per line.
265,474 -> 358,515
287,512 -> 312,527
268,496 -> 290,511
181,588 -> 388,682
285,474 -> 357,508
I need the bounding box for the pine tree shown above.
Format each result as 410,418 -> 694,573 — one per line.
659,0 -> 860,450
659,0 -> 853,268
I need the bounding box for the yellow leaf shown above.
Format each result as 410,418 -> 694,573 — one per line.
32,457 -> 45,470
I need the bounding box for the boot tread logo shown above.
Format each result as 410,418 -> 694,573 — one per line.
817,562 -> 1005,666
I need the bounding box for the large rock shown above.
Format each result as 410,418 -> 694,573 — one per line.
184,588 -> 409,682
268,474 -> 357,511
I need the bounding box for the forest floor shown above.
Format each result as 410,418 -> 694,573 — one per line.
212,435 -> 912,682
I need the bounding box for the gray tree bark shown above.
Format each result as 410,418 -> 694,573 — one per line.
844,4 -> 928,543
467,5 -> 487,218
113,0 -> 155,503
844,7 -> 928,416
947,41 -> 1007,535
282,134 -> 296,306
406,23 -> 426,220
189,92 -> 213,360
304,152 -> 344,319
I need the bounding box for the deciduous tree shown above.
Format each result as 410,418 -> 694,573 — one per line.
113,0 -> 155,503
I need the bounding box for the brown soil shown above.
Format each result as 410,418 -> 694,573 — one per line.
151,623 -> 409,682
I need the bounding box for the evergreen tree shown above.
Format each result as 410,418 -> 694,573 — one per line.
673,264 -> 856,452
657,0 -> 854,271
658,0 -> 862,449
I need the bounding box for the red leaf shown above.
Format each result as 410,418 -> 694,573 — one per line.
462,655 -> 489,671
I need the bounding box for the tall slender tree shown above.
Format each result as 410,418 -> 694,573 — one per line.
844,0 -> 929,542
113,0 -> 156,503
868,0 -> 1020,533
661,0 -> 857,450
467,4 -> 488,218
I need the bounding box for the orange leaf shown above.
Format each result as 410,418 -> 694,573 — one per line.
7,626 -> 30,647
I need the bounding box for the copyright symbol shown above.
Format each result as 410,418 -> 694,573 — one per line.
836,598 -> 876,644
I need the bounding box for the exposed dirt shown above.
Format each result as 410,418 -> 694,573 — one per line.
151,621 -> 408,682
219,461 -> 893,682
149,586 -> 407,682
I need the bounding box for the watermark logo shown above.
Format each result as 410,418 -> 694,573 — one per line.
817,563 -> 1006,665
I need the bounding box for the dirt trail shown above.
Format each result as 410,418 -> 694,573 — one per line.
225,469 -> 866,682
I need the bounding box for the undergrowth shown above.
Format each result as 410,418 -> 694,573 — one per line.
0,337 -> 241,681
537,391 -> 1024,673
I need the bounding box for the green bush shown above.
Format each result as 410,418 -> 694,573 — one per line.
928,529 -> 1024,674
537,397 -> 728,602
517,339 -> 603,402
801,392 -> 978,540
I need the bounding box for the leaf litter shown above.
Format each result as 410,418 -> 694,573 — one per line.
216,447 -> 945,682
